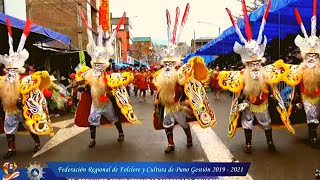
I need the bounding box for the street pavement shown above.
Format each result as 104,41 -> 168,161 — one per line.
0,91 -> 319,180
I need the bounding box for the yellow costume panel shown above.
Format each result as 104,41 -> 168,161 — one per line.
177,56 -> 217,128
20,71 -> 54,136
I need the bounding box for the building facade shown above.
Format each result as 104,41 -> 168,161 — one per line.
26,0 -> 99,50
191,37 -> 213,52
131,37 -> 152,64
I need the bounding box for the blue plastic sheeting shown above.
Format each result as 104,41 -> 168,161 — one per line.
183,53 -> 215,65
115,63 -> 130,68
0,12 -> 71,45
134,59 -> 149,67
196,0 -> 318,55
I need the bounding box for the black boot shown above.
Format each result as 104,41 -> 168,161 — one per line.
30,132 -> 41,153
115,122 -> 124,142
265,129 -> 277,152
3,134 -> 16,159
244,129 -> 252,154
165,128 -> 175,153
183,127 -> 193,147
308,123 -> 320,149
89,125 -> 96,148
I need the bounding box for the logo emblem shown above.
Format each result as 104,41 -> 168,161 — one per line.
27,163 -> 44,180
2,162 -> 20,180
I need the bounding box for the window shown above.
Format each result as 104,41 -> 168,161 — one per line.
0,0 -> 4,13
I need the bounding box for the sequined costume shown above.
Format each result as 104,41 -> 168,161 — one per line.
152,4 -> 216,153
0,18 -> 53,159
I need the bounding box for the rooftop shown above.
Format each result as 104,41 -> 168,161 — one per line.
132,37 -> 152,42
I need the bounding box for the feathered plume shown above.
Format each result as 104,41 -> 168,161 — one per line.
242,0 -> 252,41
226,8 -> 247,44
6,17 -> 14,55
294,8 -> 308,38
171,7 -> 180,44
79,11 -> 95,45
311,0 -> 317,36
257,0 -> 271,44
166,9 -> 172,44
17,19 -> 32,52
176,3 -> 190,43
108,12 -> 126,45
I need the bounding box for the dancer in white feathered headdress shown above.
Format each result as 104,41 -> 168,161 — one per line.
219,0 -> 292,153
281,0 -> 320,149
0,17 -> 54,159
153,4 -> 217,154
73,10 -> 140,148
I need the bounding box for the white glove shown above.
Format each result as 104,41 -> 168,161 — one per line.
238,101 -> 249,112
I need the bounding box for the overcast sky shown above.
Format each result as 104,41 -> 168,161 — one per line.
109,0 -> 246,46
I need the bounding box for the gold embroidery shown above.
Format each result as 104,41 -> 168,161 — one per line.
249,100 -> 268,113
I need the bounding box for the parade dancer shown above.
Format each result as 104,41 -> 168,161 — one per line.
219,0 -> 295,153
153,3 -> 217,153
74,10 -> 140,148
0,17 -> 53,159
279,3 -> 320,148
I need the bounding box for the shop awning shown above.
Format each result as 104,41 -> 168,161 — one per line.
0,12 -> 71,50
196,0 -> 317,55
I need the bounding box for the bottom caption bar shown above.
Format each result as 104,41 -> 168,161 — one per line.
67,178 -> 222,180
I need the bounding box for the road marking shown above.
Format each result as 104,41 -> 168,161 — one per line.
190,122 -> 253,180
51,119 -> 74,129
33,125 -> 87,158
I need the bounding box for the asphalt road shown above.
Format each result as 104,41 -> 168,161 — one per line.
0,91 -> 319,180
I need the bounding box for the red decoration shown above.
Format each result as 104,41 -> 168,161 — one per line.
99,94 -> 108,102
43,89 -> 52,98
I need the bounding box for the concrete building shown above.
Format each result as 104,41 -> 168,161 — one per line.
131,37 -> 152,64
191,37 -> 213,52
26,0 -> 100,50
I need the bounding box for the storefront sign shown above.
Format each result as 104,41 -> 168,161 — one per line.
100,0 -> 110,32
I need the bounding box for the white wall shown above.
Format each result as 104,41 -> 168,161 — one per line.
4,0 -> 26,20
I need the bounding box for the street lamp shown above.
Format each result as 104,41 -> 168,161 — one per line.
197,21 -> 221,35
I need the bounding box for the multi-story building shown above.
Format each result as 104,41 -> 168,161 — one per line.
110,13 -> 132,64
191,37 -> 213,52
131,37 -> 152,64
26,0 -> 100,50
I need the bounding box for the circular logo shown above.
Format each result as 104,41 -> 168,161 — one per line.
27,163 -> 44,180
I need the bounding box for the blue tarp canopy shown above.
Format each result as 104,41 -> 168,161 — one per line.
196,0 -> 318,55
115,63 -> 131,68
183,54 -> 215,65
0,12 -> 71,49
134,59 -> 149,67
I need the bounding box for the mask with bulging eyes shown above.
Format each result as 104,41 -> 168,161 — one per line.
247,61 -> 261,80
305,53 -> 319,69
164,62 -> 174,77
93,63 -> 104,77
6,68 -> 18,83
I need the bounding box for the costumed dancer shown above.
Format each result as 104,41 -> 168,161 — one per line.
210,66 -> 221,99
219,0 -> 295,153
279,3 -> 320,148
73,10 -> 140,148
153,3 -> 217,153
0,17 -> 53,159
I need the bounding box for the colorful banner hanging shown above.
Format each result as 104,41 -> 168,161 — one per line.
100,0 -> 111,32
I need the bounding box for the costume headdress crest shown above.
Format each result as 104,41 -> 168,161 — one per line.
226,0 -> 271,64
154,3 -> 190,64
79,10 -> 126,67
294,0 -> 320,56
0,17 -> 32,71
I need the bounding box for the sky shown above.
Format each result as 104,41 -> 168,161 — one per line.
109,0 -> 245,46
